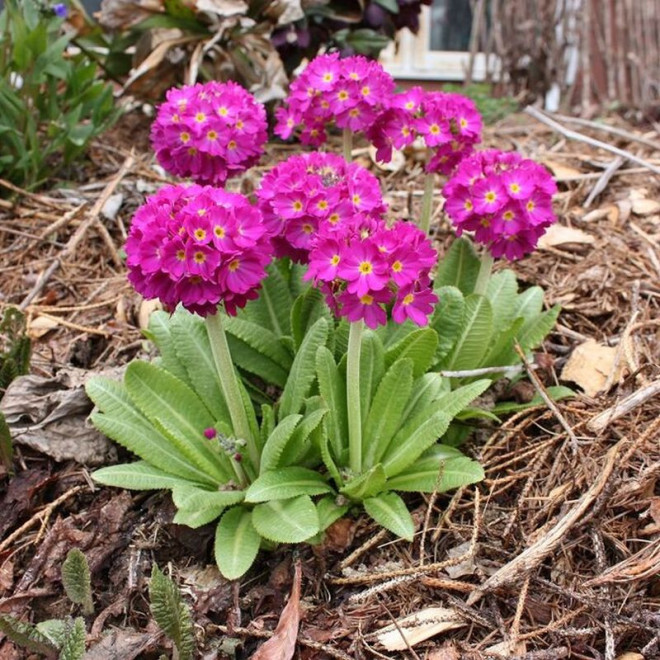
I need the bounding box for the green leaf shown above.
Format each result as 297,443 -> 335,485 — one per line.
0,615 -> 57,656
245,467 -> 333,503
59,617 -> 86,660
223,316 -> 292,387
363,492 -> 415,540
87,377 -> 217,486
340,463 -> 387,500
388,447 -> 484,492
259,404 -> 275,450
290,287 -> 332,350
479,317 -> 524,368
434,237 -> 480,294
374,0 -> 399,13
316,346 -> 347,460
278,408 -> 328,467
279,318 -> 329,418
383,410 -> 453,477
243,262 -> 292,337
36,619 -> 67,649
516,305 -> 560,353
400,373 -> 445,425
149,565 -> 195,660
359,330 -> 385,424
317,424 -> 343,488
485,270 -> 519,333
442,294 -> 493,371
171,485 -> 244,511
251,495 -> 319,543
429,286 -> 465,363
61,549 -> 93,615
316,496 -> 349,533
260,414 -> 302,473
363,359 -> 414,468
384,328 -> 438,378
92,462 -> 206,491
169,310 -> 230,423
514,286 -> 544,321
433,379 -> 491,418
173,506 -> 225,529
124,362 -> 228,482
342,28 -> 391,55
214,507 -> 261,579
491,385 -> 575,415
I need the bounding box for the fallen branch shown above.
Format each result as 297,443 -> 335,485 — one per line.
587,379 -> 660,432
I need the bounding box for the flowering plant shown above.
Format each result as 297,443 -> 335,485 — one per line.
87,58 -> 566,579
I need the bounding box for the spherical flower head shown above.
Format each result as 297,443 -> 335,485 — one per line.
367,88 -> 482,175
305,215 -> 438,329
274,54 -> 395,145
255,152 -> 387,263
150,81 -> 268,186
126,184 -> 273,317
443,149 -> 558,260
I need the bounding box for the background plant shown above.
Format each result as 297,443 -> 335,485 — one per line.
0,0 -> 119,190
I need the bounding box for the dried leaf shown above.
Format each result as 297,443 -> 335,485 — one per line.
561,339 -> 623,397
194,0 -> 247,16
375,607 -> 466,651
485,639 -> 527,657
250,562 -> 302,660
98,0 -> 164,29
616,654 -> 645,660
138,298 -> 162,331
541,159 -> 583,181
27,315 -> 59,339
537,224 -> 595,249
427,642 -> 461,660
631,198 -> 660,216
84,631 -> 157,659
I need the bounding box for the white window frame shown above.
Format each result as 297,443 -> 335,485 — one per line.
380,5 -> 497,81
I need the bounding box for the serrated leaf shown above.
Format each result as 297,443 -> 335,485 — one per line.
340,463 -> 387,500
245,467 -> 333,503
363,492 -> 415,540
277,408 -> 328,467
316,346 -> 347,460
317,423 -> 343,487
149,565 -> 195,660
279,318 -> 329,418
173,506 -> 225,529
92,462 -> 207,491
59,617 -> 86,660
223,316 -> 292,387
359,331 -> 385,424
243,262 -> 292,336
480,317 -> 524,368
36,619 -> 67,649
316,496 -> 349,532
171,485 -> 244,511
87,377 -> 217,486
433,379 -> 491,418
169,310 -> 231,423
442,294 -> 493,371
514,286 -> 544,321
0,615 -> 57,656
516,305 -> 560,353
291,287 -> 333,350
364,359 -> 414,468
260,414 -> 302,473
430,286 -> 465,363
400,373 -> 445,425
384,328 -> 438,378
383,410 -> 453,477
61,549 -> 92,614
252,495 -> 319,543
388,447 -> 484,492
147,310 -> 190,384
485,270 -> 518,333
215,507 -> 261,579
434,237 -> 480,294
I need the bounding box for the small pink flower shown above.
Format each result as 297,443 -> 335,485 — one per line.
392,284 -> 438,326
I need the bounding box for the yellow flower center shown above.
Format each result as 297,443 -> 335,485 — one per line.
402,293 -> 415,306
180,132 -> 191,144
227,140 -> 237,150
337,90 -> 349,101
361,86 -> 370,96
464,200 -> 474,211
352,194 -> 361,205
503,210 -> 515,221
229,259 -> 240,272
358,261 -> 373,275
176,249 -> 185,261
194,229 -> 206,240
317,200 -> 328,210
330,254 -> 340,266
193,251 -> 206,264
195,112 -> 206,123
302,223 -> 314,235
292,200 -> 303,212
527,200 -> 536,211
429,124 -> 440,135
235,120 -> 244,130
510,183 -> 521,193
360,294 -> 374,305
218,106 -> 228,116
214,226 -> 225,238
329,213 -> 340,224
392,260 -> 403,272
322,72 -> 333,82
207,130 -> 218,141
485,191 -> 497,204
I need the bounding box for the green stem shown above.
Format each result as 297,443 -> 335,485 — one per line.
474,250 -> 494,296
419,171 -> 436,234
347,320 -> 364,475
205,310 -> 259,470
342,127 -> 353,162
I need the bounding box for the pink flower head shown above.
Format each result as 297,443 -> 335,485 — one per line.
256,152 -> 387,263
367,88 -> 483,175
126,184 -> 272,316
151,81 -> 268,186
443,149 -> 558,260
274,54 -> 395,145
306,215 -> 438,329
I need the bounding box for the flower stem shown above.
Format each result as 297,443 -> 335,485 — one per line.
205,310 -> 259,470
474,250 -> 494,296
347,320 -> 364,475
419,171 -> 436,234
342,127 -> 353,162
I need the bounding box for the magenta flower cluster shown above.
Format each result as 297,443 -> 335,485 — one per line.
367,87 -> 482,175
274,53 -> 395,146
305,216 -> 438,329
443,149 -> 558,260
150,81 -> 268,186
256,152 -> 387,263
126,184 -> 272,317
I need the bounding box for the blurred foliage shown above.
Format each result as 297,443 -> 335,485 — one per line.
443,82 -> 519,125
0,307 -> 30,392
81,0 -> 430,102
0,0 -> 119,190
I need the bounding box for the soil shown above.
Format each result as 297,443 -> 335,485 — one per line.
0,107 -> 659,660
